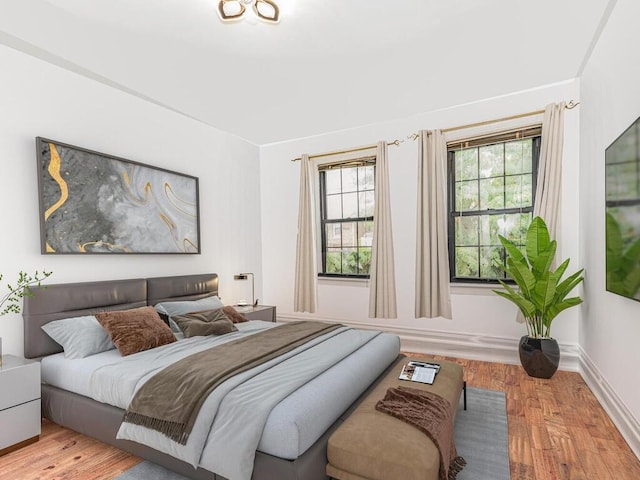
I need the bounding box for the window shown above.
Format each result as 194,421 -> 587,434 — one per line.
319,158 -> 375,277
448,132 -> 541,282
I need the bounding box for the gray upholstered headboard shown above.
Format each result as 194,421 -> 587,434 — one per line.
147,273 -> 219,305
23,273 -> 219,359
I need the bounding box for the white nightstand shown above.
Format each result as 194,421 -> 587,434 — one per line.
0,355 -> 41,456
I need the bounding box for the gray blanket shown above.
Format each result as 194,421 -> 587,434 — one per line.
122,321 -> 343,444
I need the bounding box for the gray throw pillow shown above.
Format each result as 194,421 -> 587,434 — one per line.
172,308 -> 238,338
41,315 -> 115,359
155,296 -> 225,332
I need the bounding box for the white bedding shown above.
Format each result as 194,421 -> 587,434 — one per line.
41,320 -> 400,468
42,348 -> 122,397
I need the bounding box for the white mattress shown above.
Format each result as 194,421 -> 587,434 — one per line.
41,322 -> 400,459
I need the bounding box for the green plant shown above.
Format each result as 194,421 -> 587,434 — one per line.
605,212 -> 640,299
493,216 -> 583,338
0,270 -> 52,315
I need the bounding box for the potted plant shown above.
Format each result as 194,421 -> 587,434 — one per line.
0,270 -> 52,365
493,216 -> 583,378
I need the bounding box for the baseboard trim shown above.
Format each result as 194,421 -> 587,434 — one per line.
578,347 -> 640,459
276,313 -> 580,372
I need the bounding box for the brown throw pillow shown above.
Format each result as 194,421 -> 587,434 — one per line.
223,305 -> 248,323
172,308 -> 238,338
95,306 -> 176,356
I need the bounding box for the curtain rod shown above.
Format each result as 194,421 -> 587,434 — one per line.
446,125 -> 543,149
291,139 -> 403,162
407,100 -> 580,140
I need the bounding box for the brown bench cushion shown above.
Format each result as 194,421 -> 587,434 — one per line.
327,357 -> 464,480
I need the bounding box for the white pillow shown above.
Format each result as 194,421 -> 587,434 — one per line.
155,296 -> 225,332
41,315 -> 115,359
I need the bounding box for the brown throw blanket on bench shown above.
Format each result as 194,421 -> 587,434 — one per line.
375,386 -> 466,480
123,321 -> 342,444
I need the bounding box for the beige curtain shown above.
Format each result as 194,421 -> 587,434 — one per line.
514,102 -> 565,324
533,101 -> 566,240
415,130 -> 452,319
294,153 -> 317,313
368,141 -> 398,318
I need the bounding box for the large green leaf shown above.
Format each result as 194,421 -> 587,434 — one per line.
499,235 -> 527,266
606,213 -> 640,297
525,216 -> 551,268
531,241 -> 557,279
624,237 -> 640,263
553,258 -> 570,280
554,268 -> 584,301
545,297 -> 583,324
494,283 -> 536,318
532,271 -> 558,311
504,256 -> 536,297
606,213 -> 624,270
621,264 -> 640,297
620,238 -> 640,277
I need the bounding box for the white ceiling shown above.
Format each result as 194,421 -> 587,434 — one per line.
0,0 -> 613,145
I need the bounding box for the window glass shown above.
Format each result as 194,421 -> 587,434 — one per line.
325,194 -> 342,219
449,136 -> 540,282
325,169 -> 342,195
320,162 -> 375,277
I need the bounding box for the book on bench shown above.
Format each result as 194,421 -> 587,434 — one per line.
399,361 -> 441,385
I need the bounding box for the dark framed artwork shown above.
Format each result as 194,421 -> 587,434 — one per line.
36,137 -> 201,254
605,116 -> 640,301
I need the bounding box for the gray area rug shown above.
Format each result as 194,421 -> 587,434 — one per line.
115,461 -> 192,480
454,387 -> 510,480
115,387 -> 510,480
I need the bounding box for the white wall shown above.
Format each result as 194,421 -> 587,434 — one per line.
260,80 -> 582,366
0,44 -> 262,356
579,0 -> 640,452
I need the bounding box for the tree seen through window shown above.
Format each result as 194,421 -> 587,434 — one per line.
320,162 -> 375,277
448,136 -> 540,282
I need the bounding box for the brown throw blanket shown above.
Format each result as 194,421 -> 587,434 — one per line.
375,386 -> 466,480
123,321 -> 342,444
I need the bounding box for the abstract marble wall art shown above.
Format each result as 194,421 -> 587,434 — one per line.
36,137 -> 200,254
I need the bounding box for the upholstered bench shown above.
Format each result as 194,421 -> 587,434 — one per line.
326,356 -> 465,480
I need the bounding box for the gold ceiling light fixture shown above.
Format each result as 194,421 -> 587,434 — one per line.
218,0 -> 280,23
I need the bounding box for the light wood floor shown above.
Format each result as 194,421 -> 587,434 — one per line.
1,355 -> 639,480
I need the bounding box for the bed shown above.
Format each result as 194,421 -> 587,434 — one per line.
22,273 -> 400,480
